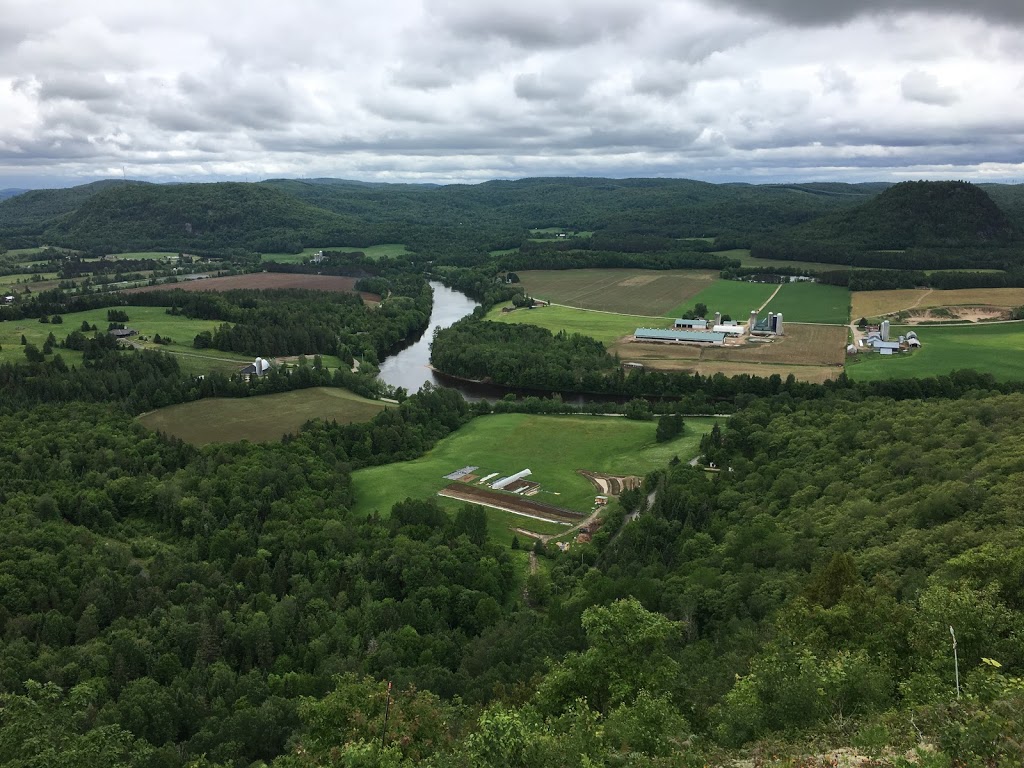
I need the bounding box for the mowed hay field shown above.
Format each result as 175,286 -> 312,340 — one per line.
124,272 -> 380,301
762,283 -> 851,324
351,414 -> 720,543
852,288 -> 1024,319
846,322 -> 1024,382
486,304 -> 661,345
137,387 -> 389,445
683,280 -> 778,319
609,324 -> 848,383
516,269 -> 718,315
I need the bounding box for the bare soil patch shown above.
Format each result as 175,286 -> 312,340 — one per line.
853,287 -> 1024,319
577,470 -> 642,495
438,483 -> 584,523
124,272 -> 380,302
902,306 -> 1007,324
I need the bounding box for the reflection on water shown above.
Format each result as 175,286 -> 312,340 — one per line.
376,281 -> 479,394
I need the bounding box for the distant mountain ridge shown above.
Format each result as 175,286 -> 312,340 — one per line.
0,188 -> 29,201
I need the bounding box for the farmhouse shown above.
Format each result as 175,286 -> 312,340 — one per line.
635,327 -> 727,345
108,328 -> 138,338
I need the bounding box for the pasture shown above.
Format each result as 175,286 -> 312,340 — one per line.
516,269 -> 718,315
846,322 -> 1024,382
486,304 -> 659,345
350,413 -> 719,544
261,244 -> 411,263
681,280 -> 778,319
137,387 -> 388,445
762,282 -> 851,324
852,288 -> 1024,320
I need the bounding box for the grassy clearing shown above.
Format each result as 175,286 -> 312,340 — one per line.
0,305 -> 238,369
681,280 -> 778,319
517,269 -> 718,315
762,282 -> 851,324
486,304 -> 662,345
351,413 -> 719,538
138,388 -> 386,445
852,288 -> 1024,319
846,322 -> 1024,382
717,249 -> 887,273
261,244 -> 410,263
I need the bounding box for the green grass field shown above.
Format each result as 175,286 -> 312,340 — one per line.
137,387 -> 388,445
350,413 -> 719,543
261,244 -> 411,263
516,268 -> 718,315
487,304 -> 663,344
846,322 -> 1024,382
681,280 -> 778,319
762,282 -> 851,324
0,305 -> 243,369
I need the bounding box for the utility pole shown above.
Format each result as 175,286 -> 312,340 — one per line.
950,626 -> 960,699
380,680 -> 393,749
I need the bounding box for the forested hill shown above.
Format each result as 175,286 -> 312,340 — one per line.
0,179 -> 150,237
0,176 -> 887,254
763,180 -> 1021,251
45,182 -> 360,254
0,188 -> 29,201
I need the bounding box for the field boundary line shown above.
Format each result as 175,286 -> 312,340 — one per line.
757,284 -> 784,312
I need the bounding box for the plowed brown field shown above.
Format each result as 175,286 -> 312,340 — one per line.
124,272 -> 380,301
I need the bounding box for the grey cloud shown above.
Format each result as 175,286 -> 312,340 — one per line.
38,74 -> 120,103
901,70 -> 958,105
432,0 -> 643,49
513,72 -> 590,101
177,72 -> 298,130
713,0 -> 1024,26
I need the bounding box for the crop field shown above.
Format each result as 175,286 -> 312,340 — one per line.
261,244 -> 411,263
762,282 -> 851,324
716,249 -> 879,273
681,280 -> 778,318
350,413 -> 718,543
0,272 -> 61,294
124,272 -> 379,301
852,288 -> 1024,320
516,269 -> 718,315
137,387 -> 388,445
609,323 -> 847,382
847,322 -> 1024,382
487,304 -> 664,345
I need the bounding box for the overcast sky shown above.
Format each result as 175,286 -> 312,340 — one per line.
2,0 -> 1023,188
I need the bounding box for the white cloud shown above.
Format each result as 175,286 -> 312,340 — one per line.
0,0 -> 1022,185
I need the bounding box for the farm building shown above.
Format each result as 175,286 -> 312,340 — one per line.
748,310 -> 784,336
870,340 -> 901,352
673,318 -> 708,330
108,328 -> 138,338
240,357 -> 272,378
634,328 -> 726,345
712,323 -> 746,336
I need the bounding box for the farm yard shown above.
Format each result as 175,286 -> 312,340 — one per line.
350,413 -> 719,544
123,272 -> 380,301
515,268 -> 718,315
137,387 -> 389,445
846,322 -> 1024,382
609,323 -> 848,383
852,287 -> 1024,321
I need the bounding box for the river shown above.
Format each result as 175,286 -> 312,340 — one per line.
376,281 -> 632,404
377,281 -> 482,395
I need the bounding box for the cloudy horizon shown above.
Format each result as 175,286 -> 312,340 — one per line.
2,0 -> 1024,189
